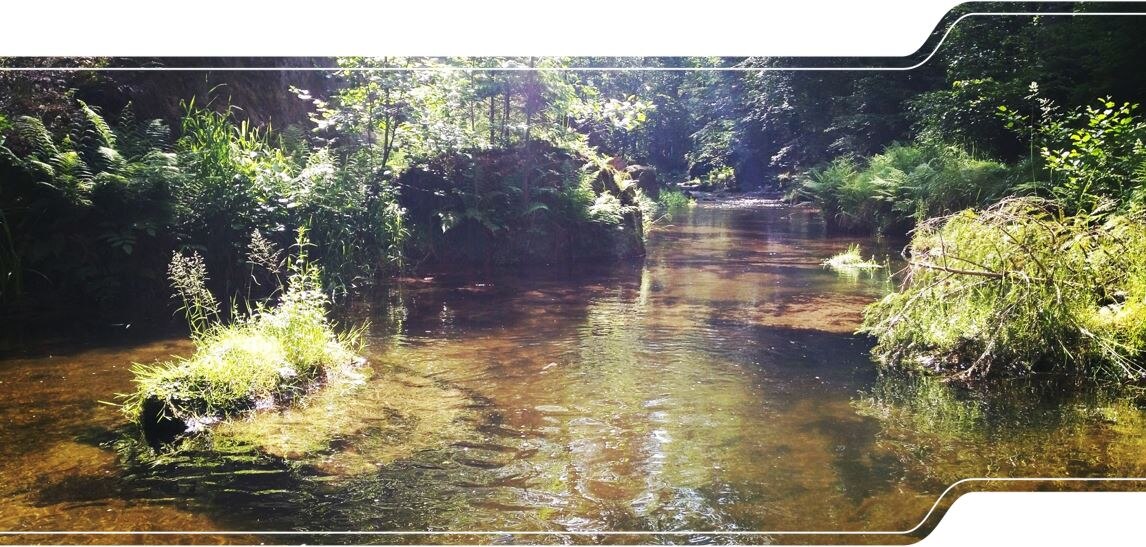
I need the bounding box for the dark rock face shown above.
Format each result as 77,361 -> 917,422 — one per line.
139,397 -> 188,450
626,165 -> 660,198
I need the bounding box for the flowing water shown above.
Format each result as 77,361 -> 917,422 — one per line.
4,198 -> 1146,544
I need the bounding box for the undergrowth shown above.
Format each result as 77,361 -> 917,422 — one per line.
656,189 -> 694,220
791,143 -> 1014,234
861,197 -> 1146,383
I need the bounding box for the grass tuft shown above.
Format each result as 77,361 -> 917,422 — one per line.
823,244 -> 885,274
121,229 -> 367,444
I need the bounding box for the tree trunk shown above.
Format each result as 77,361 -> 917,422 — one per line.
502,88 -> 510,146
380,86 -> 394,176
522,58 -> 535,206
488,95 -> 496,146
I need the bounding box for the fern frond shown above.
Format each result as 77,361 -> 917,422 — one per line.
78,100 -> 116,148
14,116 -> 59,159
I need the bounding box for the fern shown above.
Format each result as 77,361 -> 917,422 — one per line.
13,116 -> 59,159
78,100 -> 116,148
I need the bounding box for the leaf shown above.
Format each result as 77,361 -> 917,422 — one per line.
521,202 -> 549,216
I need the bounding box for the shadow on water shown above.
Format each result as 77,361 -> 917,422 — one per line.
4,199 -> 1146,545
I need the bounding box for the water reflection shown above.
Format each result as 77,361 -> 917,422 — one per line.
1,200 -> 1145,544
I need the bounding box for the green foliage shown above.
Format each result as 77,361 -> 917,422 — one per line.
656,189 -> 693,218
307,57 -> 616,170
174,100 -> 297,287
570,94 -> 655,135
587,192 -> 625,225
737,12 -> 1146,181
686,119 -> 737,181
396,143 -> 647,265
792,143 -> 1013,233
910,78 -> 1028,158
862,198 -> 1146,382
174,97 -> 410,295
122,230 -> 367,432
0,91 -> 417,327
689,164 -> 737,192
1001,93 -> 1146,213
0,101 -> 178,313
288,148 -> 408,290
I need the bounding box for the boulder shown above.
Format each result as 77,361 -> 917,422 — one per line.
625,165 -> 660,198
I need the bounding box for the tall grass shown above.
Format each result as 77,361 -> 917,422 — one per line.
122,229 -> 367,444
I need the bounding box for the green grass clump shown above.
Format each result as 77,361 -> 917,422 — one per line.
657,189 -> 694,216
822,244 -> 884,274
121,230 -> 366,437
861,197 -> 1146,382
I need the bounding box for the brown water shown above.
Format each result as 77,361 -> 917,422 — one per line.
4,199 -> 1146,544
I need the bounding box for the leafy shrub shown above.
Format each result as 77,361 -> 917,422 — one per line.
862,197 -> 1146,382
909,77 -> 1029,159
397,142 -> 646,265
588,193 -> 624,224
686,118 -> 736,181
1000,93 -> 1146,214
0,101 -> 179,315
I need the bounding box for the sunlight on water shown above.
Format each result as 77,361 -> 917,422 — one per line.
3,200 -> 1146,544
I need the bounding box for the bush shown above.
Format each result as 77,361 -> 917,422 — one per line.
0,97 -> 411,328
122,230 -> 367,447
792,143 -> 1014,234
0,101 -> 180,318
861,197 -> 1146,382
1000,94 -> 1146,214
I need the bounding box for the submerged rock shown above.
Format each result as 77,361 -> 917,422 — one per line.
139,396 -> 192,450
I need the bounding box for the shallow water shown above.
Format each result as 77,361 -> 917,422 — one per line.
3,200 -> 1146,544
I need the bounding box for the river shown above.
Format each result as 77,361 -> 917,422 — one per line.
3,198 -> 1145,544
